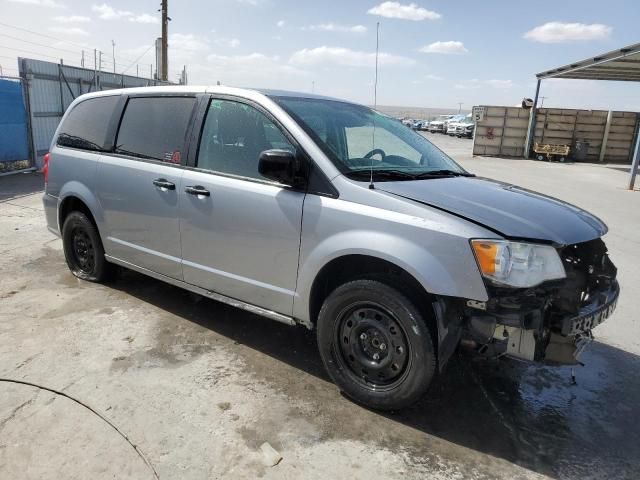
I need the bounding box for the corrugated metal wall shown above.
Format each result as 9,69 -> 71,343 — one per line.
473,105 -> 640,163
19,58 -> 172,168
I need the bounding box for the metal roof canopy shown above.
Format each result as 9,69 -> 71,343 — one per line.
537,42 -> 640,82
524,42 -> 640,190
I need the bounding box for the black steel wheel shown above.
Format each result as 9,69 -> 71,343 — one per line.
317,279 -> 436,410
336,303 -> 411,391
62,211 -> 114,282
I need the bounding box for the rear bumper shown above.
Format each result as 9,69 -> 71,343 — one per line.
43,192 -> 60,236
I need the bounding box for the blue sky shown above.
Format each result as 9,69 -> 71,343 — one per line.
1,0 -> 639,110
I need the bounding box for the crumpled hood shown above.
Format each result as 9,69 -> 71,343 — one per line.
378,177 -> 607,245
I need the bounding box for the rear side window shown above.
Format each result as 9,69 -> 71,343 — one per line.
57,96 -> 119,152
115,96 -> 196,163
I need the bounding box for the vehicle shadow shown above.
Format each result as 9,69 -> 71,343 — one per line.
0,171 -> 44,201
112,269 -> 640,480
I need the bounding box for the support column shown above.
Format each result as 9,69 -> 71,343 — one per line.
524,79 -> 541,158
599,110 -> 612,163
629,128 -> 640,190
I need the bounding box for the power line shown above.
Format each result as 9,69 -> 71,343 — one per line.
121,43 -> 155,75
0,32 -> 84,57
0,44 -> 79,63
0,21 -> 139,65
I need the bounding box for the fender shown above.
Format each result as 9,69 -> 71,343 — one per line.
293,229 -> 488,323
57,180 -> 105,233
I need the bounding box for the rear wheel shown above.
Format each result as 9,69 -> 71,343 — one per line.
62,211 -> 114,282
317,279 -> 436,410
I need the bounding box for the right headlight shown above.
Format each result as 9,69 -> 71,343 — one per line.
471,239 -> 566,288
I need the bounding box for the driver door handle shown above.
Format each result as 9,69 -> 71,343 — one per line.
185,185 -> 210,197
152,178 -> 175,190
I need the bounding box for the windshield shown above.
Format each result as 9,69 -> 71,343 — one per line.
273,97 -> 468,181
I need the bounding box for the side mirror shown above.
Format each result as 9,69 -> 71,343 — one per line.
258,149 -> 304,187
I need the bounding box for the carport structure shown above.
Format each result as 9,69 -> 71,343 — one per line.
524,42 -> 640,190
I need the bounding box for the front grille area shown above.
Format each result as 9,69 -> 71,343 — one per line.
556,238 -> 617,314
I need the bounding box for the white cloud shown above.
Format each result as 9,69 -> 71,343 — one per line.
367,2 -> 440,21
419,41 -> 468,54
170,33 -> 209,53
48,26 -> 89,36
129,14 -> 159,24
305,23 -> 367,33
277,20 -> 285,28
7,0 -> 65,7
454,79 -> 513,90
454,79 -> 481,90
53,15 -> 90,23
92,3 -> 132,20
485,79 -> 513,88
290,46 -> 415,67
206,52 -> 307,78
214,37 -> 241,48
425,74 -> 443,81
524,22 -> 612,43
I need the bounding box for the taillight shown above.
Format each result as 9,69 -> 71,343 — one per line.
43,153 -> 50,184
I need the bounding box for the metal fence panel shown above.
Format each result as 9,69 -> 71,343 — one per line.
18,58 -> 172,168
0,77 -> 30,165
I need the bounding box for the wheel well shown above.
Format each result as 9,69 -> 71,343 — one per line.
309,255 -> 435,329
59,196 -> 98,231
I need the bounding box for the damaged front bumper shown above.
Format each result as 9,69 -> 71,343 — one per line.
460,238 -> 619,365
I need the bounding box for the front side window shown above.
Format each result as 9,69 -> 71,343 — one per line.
115,96 -> 196,163
273,97 -> 468,182
57,96 -> 119,152
197,98 -> 295,180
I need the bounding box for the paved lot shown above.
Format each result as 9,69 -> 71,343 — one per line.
1,138 -> 639,479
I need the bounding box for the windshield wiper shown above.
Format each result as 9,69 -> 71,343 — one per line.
346,169 -> 418,181
414,169 -> 475,178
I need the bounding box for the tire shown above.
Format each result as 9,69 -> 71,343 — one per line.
62,211 -> 114,282
317,279 -> 436,410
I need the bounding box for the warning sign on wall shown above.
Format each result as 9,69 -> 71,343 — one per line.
472,106 -> 486,123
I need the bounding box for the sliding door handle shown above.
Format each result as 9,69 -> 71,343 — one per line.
152,178 -> 175,190
185,185 -> 210,197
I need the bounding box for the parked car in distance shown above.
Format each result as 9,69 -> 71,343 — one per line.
455,114 -> 475,138
43,86 -> 620,411
447,114 -> 474,137
428,115 -> 452,133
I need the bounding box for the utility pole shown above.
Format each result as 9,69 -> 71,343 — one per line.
98,50 -> 102,72
311,81 -> 315,94
94,49 -> 98,88
540,96 -> 548,108
161,0 -> 168,81
81,50 -> 85,68
457,102 -> 463,113
112,40 -> 116,74
136,64 -> 139,77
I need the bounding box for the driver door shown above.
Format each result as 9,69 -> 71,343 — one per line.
179,97 -> 306,315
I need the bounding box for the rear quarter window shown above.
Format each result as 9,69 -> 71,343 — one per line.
115,96 -> 196,163
56,96 -> 120,151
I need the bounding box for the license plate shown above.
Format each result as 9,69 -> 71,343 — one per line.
565,292 -> 618,336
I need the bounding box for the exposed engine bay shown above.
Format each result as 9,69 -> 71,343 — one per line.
458,238 -> 619,365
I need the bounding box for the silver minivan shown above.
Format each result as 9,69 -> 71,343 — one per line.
43,86 -> 619,410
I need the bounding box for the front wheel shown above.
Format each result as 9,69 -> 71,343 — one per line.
62,211 -> 114,282
317,280 -> 436,410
